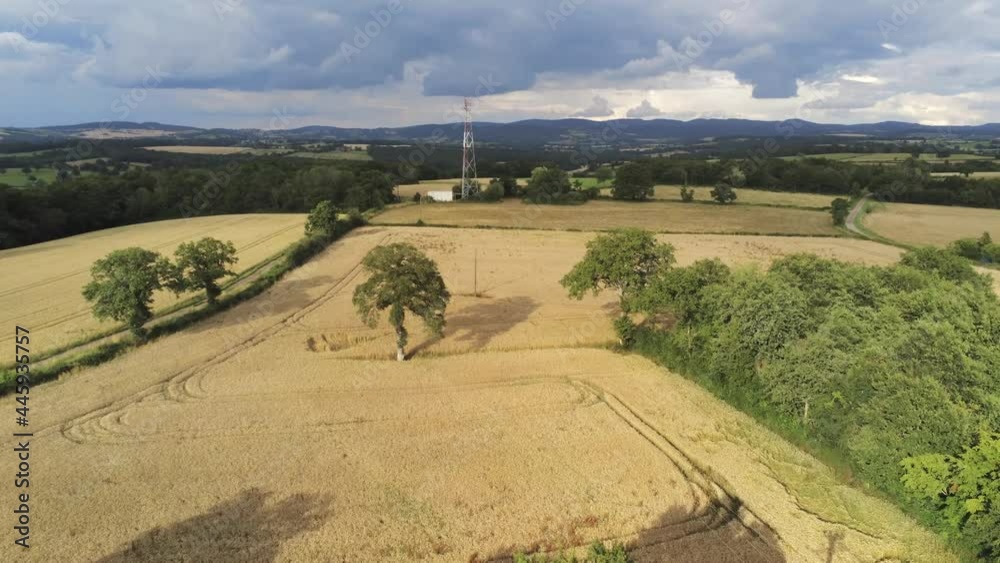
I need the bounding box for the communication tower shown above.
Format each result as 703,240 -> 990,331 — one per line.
461,97 -> 479,199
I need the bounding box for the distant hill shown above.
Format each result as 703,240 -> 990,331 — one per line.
5,118 -> 1000,147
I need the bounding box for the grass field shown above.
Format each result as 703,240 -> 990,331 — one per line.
0,167 -> 58,186
287,150 -> 372,161
598,186 -> 834,208
373,199 -> 841,236
862,202 -> 1000,247
783,152 -> 995,164
141,146 -> 292,155
931,171 -> 1000,179
0,214 -> 306,355
0,227 -> 953,562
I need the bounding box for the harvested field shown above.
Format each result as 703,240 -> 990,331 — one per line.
599,186 -> 834,208
0,227 -> 954,562
373,200 -> 842,236
862,202 -> 1000,247
0,214 -> 306,355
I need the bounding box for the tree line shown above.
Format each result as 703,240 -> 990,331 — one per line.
0,158 -> 396,249
562,229 -> 999,560
624,156 -> 1000,208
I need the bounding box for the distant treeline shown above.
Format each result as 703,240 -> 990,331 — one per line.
369,144 -> 584,180
630,157 -> 1000,208
0,158 -> 394,249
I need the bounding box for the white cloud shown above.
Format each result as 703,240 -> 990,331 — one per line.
572,95 -> 615,118
626,99 -> 665,119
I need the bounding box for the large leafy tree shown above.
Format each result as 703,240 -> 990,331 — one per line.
830,198 -> 851,226
353,243 -> 450,361
305,200 -> 339,237
166,237 -> 238,305
523,166 -> 580,204
611,162 -> 655,201
82,247 -> 170,337
561,228 -> 675,313
711,166 -> 743,204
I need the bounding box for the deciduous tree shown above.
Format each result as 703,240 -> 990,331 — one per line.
82,248 -> 170,337
353,243 -> 450,361
166,237 -> 238,305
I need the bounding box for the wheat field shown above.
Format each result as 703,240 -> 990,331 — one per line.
374,199 -> 841,236
0,214 -> 306,355
0,226 -> 955,563
862,202 -> 1000,247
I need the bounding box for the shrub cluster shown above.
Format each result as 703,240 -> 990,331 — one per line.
632,247 -> 999,559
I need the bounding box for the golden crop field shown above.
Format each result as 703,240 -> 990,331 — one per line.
597,186 -> 835,208
862,202 -> 1000,247
373,199 -> 841,236
0,214 -> 306,355
1,227 -> 952,562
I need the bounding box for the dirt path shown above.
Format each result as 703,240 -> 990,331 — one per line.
845,195 -> 870,238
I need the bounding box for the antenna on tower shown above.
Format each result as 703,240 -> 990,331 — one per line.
461,97 -> 479,199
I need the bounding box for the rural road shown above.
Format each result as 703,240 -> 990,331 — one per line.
846,195 -> 871,237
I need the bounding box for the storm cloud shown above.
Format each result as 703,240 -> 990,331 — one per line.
3,0 -> 999,126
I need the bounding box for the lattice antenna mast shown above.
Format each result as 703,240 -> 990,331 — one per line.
461,97 -> 479,199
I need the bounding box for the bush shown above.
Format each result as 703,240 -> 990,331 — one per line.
515,543 -> 632,563
614,315 -> 637,347
710,183 -> 737,204
901,246 -> 989,288
412,192 -> 422,203
611,162 -> 654,201
630,250 -> 1000,557
830,198 -> 850,226
679,186 -> 695,202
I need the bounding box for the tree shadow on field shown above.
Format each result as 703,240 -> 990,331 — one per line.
183,274 -> 338,336
471,498 -> 786,563
439,296 -> 539,351
628,499 -> 786,563
96,488 -> 332,563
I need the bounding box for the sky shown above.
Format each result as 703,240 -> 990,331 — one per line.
3,0 -> 1000,129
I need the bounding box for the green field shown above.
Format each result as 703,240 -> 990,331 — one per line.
782,152 -> 995,164
931,171 -> 1000,179
287,150 -> 372,161
0,167 -> 58,187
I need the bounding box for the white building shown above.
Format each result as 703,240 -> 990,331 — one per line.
426,191 -> 455,202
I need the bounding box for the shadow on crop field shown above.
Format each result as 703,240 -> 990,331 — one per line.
445,295 -> 540,349
183,274 -> 338,336
629,500 -> 786,563
472,498 -> 787,563
96,489 -> 332,563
